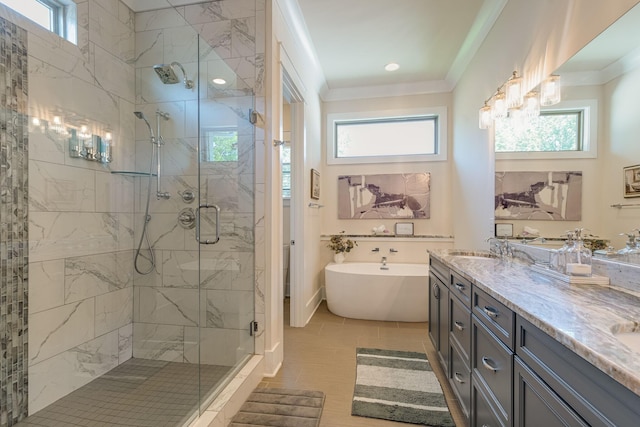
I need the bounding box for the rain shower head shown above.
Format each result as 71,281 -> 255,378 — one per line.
153,62 -> 194,89
134,111 -> 155,142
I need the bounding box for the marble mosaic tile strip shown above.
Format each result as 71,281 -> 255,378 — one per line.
0,15 -> 28,427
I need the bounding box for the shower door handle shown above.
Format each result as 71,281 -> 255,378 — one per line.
196,204 -> 220,244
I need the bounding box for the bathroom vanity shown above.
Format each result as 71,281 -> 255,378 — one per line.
428,249 -> 640,427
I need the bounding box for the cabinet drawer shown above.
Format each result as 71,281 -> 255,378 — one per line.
514,356 -> 588,427
450,342 -> 471,421
472,380 -> 507,427
451,271 -> 472,306
473,318 -> 513,425
449,292 -> 471,364
473,287 -> 514,350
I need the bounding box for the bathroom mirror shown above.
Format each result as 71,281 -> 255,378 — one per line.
495,3 -> 640,263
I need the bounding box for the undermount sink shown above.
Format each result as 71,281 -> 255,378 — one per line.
446,250 -> 496,259
614,331 -> 640,353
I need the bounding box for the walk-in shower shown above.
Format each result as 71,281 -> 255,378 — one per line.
7,0 -> 257,425
153,61 -> 194,89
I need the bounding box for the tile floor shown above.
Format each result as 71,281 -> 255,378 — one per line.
16,359 -> 231,427
259,300 -> 466,427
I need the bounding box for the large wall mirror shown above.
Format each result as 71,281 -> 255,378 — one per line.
495,3 -> 640,260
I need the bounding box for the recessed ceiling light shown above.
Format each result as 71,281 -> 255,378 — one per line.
385,63 -> 400,72
212,78 -> 226,85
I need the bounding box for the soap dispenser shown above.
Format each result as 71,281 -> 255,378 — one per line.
617,230 -> 640,263
551,231 -> 574,274
565,228 -> 592,276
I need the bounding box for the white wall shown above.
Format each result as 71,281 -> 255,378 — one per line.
265,0 -> 326,373
453,0 -> 640,250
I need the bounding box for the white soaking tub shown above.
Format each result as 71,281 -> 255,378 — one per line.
324,262 -> 429,322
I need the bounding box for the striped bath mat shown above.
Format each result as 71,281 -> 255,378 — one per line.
352,348 -> 454,426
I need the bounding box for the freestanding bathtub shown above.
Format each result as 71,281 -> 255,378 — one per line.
324,262 -> 429,322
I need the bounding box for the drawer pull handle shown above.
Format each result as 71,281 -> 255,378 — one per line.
433,284 -> 440,299
482,425 -> 490,427
454,372 -> 465,384
481,356 -> 498,372
454,321 -> 464,331
483,306 -> 499,318
455,283 -> 465,292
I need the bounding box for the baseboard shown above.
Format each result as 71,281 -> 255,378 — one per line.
304,287 -> 324,325
263,340 -> 283,377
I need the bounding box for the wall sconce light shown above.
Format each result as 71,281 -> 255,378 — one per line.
478,71 -> 561,129
523,91 -> 540,119
478,101 -> 492,129
50,116 -> 68,135
491,89 -> 508,120
68,126 -> 112,163
540,74 -> 561,106
504,71 -> 523,109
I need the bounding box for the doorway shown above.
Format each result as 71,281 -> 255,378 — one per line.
281,68 -> 305,327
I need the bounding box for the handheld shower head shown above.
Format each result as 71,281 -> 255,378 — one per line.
153,62 -> 194,89
134,111 -> 155,142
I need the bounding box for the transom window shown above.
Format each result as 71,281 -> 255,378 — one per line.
1,0 -> 77,44
327,107 -> 448,164
495,110 -> 582,152
494,100 -> 597,160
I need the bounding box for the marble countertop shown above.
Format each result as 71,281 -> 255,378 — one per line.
428,248 -> 640,397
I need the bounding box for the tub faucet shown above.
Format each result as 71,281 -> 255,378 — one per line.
380,256 -> 389,270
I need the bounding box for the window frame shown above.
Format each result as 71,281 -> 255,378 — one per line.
495,99 -> 598,160
326,106 -> 448,165
1,0 -> 77,44
200,126 -> 239,163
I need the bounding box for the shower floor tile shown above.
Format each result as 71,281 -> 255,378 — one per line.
17,359 -> 231,427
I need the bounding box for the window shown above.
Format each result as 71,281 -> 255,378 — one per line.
495,110 -> 582,152
201,128 -> 238,162
327,107 -> 448,164
1,0 -> 77,44
495,100 -> 598,160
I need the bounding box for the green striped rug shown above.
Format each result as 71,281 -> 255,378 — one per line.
352,348 -> 454,426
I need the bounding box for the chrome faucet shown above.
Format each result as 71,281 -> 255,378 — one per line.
486,237 -> 512,259
380,256 -> 389,270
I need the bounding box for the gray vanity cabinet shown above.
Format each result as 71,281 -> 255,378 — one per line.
515,316 -> 640,427
429,257 -> 450,372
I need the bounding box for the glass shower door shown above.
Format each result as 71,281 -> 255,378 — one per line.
196,35 -> 255,410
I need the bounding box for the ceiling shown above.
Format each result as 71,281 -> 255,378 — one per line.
123,0 -> 507,98
295,0 -> 502,94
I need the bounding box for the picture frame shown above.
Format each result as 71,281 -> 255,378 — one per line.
310,168 -> 320,199
395,222 -> 414,236
495,223 -> 513,238
623,165 -> 640,198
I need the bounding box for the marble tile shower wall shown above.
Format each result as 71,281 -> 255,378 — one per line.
133,1 -> 265,366
0,16 -> 29,426
1,0 -> 138,417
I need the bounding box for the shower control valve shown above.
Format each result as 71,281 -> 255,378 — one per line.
178,208 -> 196,229
179,189 -> 195,204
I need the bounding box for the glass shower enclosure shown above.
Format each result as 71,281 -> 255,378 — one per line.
131,4 -> 256,420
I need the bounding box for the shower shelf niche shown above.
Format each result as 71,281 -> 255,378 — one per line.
110,170 -> 157,177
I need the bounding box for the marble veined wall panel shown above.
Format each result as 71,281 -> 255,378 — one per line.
0,0 -> 139,417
